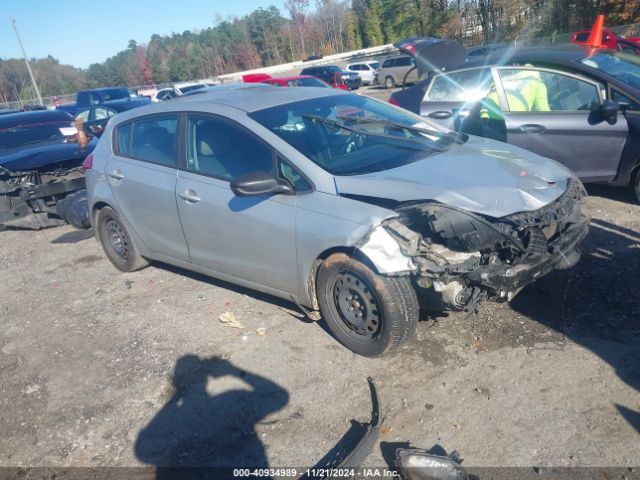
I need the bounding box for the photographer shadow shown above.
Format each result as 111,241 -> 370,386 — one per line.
135,355 -> 289,480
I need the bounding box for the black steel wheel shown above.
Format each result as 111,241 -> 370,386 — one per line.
317,253 -> 419,357
96,206 -> 148,272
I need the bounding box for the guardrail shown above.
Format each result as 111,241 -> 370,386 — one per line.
216,44 -> 397,83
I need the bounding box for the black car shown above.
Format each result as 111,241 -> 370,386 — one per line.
300,65 -> 361,89
390,46 -> 640,201
75,100 -> 148,137
0,110 -> 96,228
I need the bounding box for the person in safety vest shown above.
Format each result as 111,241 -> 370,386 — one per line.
480,66 -> 550,120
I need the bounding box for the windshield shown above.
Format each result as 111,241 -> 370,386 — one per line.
0,120 -> 74,150
580,52 -> 640,90
249,94 -> 455,176
179,84 -> 206,94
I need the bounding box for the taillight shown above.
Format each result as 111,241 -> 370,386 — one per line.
389,97 -> 399,106
82,153 -> 93,170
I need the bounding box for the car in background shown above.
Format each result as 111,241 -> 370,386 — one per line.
75,100 -> 149,137
390,45 -> 640,201
377,55 -> 419,88
466,43 -> 509,60
57,87 -> 147,116
299,65 -> 349,90
262,76 -> 331,88
86,86 -> 587,357
571,27 -> 640,49
151,82 -> 208,102
345,61 -> 380,85
340,69 -> 362,90
0,110 -> 95,229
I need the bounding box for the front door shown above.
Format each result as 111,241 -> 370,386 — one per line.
106,114 -> 189,260
175,114 -> 298,294
497,67 -> 628,181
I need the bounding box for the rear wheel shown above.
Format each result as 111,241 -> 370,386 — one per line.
96,206 -> 148,272
316,253 -> 418,357
384,76 -> 395,89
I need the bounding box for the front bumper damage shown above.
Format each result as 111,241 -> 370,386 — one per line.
0,164 -> 85,228
361,178 -> 589,310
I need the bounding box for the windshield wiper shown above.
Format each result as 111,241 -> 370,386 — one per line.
336,115 -> 468,144
301,114 -> 446,152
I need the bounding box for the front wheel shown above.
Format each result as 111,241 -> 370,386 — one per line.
316,253 -> 419,357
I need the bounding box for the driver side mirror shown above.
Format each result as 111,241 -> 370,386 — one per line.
599,99 -> 620,125
230,171 -> 293,197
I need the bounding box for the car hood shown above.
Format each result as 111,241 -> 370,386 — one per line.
0,139 -> 96,172
334,135 -> 574,218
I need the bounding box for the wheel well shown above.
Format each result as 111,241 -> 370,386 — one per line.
307,246 -> 379,311
91,201 -> 110,224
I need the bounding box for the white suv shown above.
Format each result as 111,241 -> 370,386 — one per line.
345,61 -> 381,85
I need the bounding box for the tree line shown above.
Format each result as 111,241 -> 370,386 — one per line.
1,0 -> 638,104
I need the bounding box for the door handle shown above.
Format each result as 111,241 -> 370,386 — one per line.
428,110 -> 453,120
517,124 -> 546,133
178,189 -> 201,203
108,170 -> 124,180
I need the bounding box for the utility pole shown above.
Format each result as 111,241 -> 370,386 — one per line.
9,16 -> 43,106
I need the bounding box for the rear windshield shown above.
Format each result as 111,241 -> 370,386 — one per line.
288,78 -> 328,87
0,120 -> 74,150
249,94 -> 455,176
100,89 -> 131,101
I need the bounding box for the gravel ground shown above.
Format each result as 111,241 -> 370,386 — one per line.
1,109 -> 639,477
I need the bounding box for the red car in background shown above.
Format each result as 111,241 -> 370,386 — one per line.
570,19 -> 640,54
242,74 -> 333,88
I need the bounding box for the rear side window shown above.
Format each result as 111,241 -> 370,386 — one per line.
382,59 -> 395,68
396,57 -> 412,67
114,115 -> 178,166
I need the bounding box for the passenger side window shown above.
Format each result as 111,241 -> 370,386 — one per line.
115,115 -> 178,166
186,116 -> 274,181
426,69 -> 495,102
498,69 -> 599,112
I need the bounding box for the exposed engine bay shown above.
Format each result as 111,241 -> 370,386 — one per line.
361,178 -> 589,311
0,161 -> 85,228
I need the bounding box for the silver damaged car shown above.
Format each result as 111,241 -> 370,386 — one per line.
85,85 -> 589,357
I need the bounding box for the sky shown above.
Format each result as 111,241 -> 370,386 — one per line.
0,0 -> 281,69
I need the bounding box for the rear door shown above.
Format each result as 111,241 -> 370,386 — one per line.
106,114 -> 189,260
496,67 -> 628,181
175,113 -> 299,294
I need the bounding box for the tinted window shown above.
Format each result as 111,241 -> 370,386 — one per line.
186,115 -> 274,180
179,84 -> 206,94
499,69 -> 598,111
396,57 -> 412,67
575,32 -> 589,41
100,89 -> 130,101
369,62 -> 380,70
426,69 -> 494,102
289,78 -> 328,87
116,115 -> 178,166
382,59 -> 395,68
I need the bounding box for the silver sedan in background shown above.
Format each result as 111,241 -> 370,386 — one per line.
85,85 -> 588,357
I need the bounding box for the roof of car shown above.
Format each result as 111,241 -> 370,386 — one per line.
0,109 -> 73,128
266,75 -> 318,81
131,84 -> 349,115
461,44 -> 597,69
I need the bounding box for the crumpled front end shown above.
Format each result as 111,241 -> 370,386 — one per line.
0,161 -> 85,228
361,178 -> 589,310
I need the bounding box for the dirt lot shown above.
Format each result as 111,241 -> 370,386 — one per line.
1,115 -> 639,476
